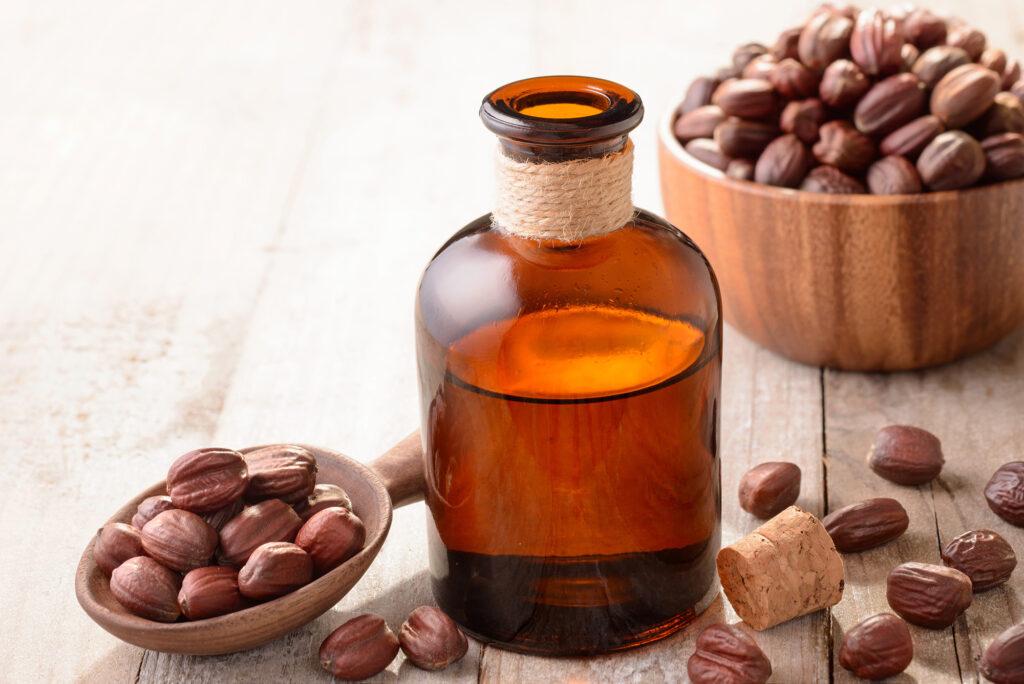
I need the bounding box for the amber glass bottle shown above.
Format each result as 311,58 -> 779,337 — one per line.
415,76 -> 722,655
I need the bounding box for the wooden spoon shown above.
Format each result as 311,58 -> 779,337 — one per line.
75,432 -> 424,655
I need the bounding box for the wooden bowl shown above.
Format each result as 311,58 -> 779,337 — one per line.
657,106 -> 1024,371
75,435 -> 424,655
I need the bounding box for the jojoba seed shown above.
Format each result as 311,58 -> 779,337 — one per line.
941,529 -> 1017,592
738,462 -> 801,519
867,425 -> 943,485
838,613 -> 914,680
399,606 -> 469,671
320,614 -> 400,681
93,523 -> 145,577
984,462 -> 1024,526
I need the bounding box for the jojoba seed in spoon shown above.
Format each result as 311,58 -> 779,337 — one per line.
93,522 -> 144,577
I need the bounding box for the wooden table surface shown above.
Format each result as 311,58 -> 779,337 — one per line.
3,1 -> 1022,681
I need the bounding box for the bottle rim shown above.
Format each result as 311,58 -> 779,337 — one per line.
480,75 -> 644,145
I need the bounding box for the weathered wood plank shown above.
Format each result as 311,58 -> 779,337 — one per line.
0,1 -> 351,682
2,0 -> 1021,682
826,328 -> 1024,683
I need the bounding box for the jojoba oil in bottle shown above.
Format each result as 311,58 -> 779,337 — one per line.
415,76 -> 722,655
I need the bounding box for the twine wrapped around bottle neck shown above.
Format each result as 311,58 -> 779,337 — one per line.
492,140 -> 635,242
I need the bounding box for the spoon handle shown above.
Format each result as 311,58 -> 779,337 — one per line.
368,430 -> 425,508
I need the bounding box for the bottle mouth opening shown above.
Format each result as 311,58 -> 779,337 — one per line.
481,76 -> 643,145
512,89 -> 612,119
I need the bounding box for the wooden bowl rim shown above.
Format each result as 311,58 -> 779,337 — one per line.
657,96 -> 1024,206
74,444 -> 393,654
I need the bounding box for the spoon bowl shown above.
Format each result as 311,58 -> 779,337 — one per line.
75,433 -> 423,655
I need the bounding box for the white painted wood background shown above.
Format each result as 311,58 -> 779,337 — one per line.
1,1 -> 1021,681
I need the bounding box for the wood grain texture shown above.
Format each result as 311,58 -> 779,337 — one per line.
659,131 -> 1024,371
0,1 -> 348,680
826,327 -> 1024,683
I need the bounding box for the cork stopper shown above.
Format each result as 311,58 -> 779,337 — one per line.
717,506 -> 845,631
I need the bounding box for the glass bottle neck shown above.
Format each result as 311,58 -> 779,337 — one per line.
497,134 -> 630,163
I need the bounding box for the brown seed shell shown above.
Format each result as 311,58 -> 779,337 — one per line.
217,498 -> 304,568
398,606 -> 469,671
178,566 -> 249,620
769,58 -> 820,99
798,11 -> 854,72
295,483 -> 354,521
754,134 -> 810,187
886,562 -> 972,629
931,64 -> 1001,128
726,159 -> 755,181
166,447 -> 248,513
838,613 -> 914,680
319,614 -> 400,681
771,26 -> 804,61
902,8 -> 947,49
1004,60 -> 1022,90
819,59 -> 870,108
201,497 -> 244,532
237,541 -> 313,600
742,54 -> 779,81
982,133 -> 1024,182
945,25 -> 986,61
738,462 -> 801,518
93,522 -> 145,577
867,425 -> 944,485
880,115 -> 945,158
131,495 -> 176,530
140,508 -> 218,573
680,76 -> 721,115
733,43 -> 769,72
685,138 -> 732,172
941,529 -> 1017,592
716,65 -> 742,82
850,8 -> 904,76
687,623 -> 772,684
854,73 -> 927,137
823,497 -> 909,552
980,48 -> 1008,75
109,556 -> 182,622
900,43 -> 920,73
814,120 -> 876,172
917,130 -> 986,191
970,93 -> 1024,138
712,79 -> 778,119
295,506 -> 366,575
244,445 -> 318,504
674,105 -> 727,143
981,622 -> 1024,684
867,155 -> 923,195
911,45 -> 971,89
780,98 -> 826,143
714,118 -> 780,159
984,461 -> 1024,526
801,166 -> 866,194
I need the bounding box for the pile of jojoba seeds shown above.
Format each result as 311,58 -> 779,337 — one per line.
674,3 -> 1024,193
